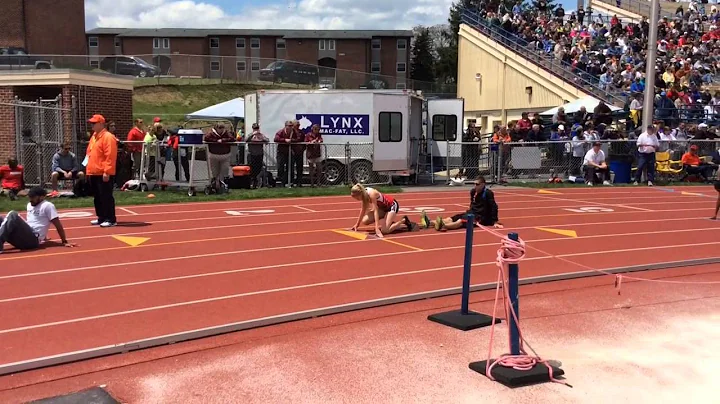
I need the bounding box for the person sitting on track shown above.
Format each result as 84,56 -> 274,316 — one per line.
420,176 -> 503,231
350,183 -> 413,238
0,187 -> 75,254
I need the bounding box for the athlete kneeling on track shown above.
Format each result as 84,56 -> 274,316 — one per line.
420,176 -> 503,231
350,184 -> 413,238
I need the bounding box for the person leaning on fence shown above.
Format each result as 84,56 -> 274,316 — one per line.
634,125 -> 659,186
305,124 -> 323,187
0,158 -> 25,201
274,121 -> 294,187
0,187 -> 76,254
203,123 -> 235,191
583,142 -> 611,186
245,123 -> 269,189
50,142 -> 85,195
421,176 -> 503,231
290,120 -> 306,187
86,114 -> 118,228
126,118 -> 145,179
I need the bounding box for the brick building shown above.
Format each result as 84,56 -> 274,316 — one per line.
0,0 -> 87,55
86,28 -> 413,89
0,70 -> 134,183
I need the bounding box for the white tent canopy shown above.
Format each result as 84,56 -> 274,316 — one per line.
185,97 -> 245,121
540,96 -> 622,116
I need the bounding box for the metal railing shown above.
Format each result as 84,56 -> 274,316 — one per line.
460,9 -> 627,107
445,138 -> 720,184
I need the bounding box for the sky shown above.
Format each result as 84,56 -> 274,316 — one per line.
85,0 -> 579,30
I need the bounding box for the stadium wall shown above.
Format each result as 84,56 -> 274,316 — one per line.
457,24 -> 591,129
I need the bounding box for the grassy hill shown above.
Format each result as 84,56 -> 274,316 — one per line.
132,80 -> 311,128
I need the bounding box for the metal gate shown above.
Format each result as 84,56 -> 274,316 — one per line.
13,95 -> 74,187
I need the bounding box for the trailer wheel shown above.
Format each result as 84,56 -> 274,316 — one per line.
323,160 -> 345,185
350,160 -> 373,184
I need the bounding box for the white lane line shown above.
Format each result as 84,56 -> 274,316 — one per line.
2,239 -> 719,334
293,205 -> 317,213
1,226 -> 717,303
119,207 -> 139,215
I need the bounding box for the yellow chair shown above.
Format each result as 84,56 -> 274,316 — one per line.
631,151 -> 684,182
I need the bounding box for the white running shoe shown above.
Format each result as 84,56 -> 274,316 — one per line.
91,220 -> 99,225
603,180 -> 611,186
99,221 -> 116,228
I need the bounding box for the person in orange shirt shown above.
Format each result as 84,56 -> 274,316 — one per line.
127,118 -> 145,179
85,114 -> 118,228
681,145 -> 714,182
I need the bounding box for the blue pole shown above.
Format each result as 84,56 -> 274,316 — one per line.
460,213 -> 475,315
508,232 -> 520,356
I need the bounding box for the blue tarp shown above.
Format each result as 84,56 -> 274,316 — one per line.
185,97 -> 245,120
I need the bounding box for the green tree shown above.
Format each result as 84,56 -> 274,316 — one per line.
410,26 -> 436,88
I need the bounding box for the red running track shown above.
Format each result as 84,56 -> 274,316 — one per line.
0,186 -> 719,374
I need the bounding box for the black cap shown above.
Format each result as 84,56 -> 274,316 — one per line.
27,186 -> 47,198
593,141 -> 602,147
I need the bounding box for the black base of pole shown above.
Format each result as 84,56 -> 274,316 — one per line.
469,359 -> 564,388
427,309 -> 500,331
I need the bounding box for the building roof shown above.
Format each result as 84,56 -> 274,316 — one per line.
86,28 -> 413,39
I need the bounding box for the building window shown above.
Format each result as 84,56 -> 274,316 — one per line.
396,63 -> 406,73
236,38 -> 246,48
209,37 -> 219,48
432,115 -> 458,141
89,60 -> 100,68
318,40 -> 325,50
276,39 -> 286,49
328,40 -> 335,50
397,39 -> 407,50
371,62 -> 380,73
251,61 -> 260,71
379,112 -> 402,142
153,38 -> 160,49
396,83 -> 406,90
162,38 -> 170,49
88,37 -> 99,48
210,61 -> 220,71
371,39 -> 381,49
114,38 -> 121,47
250,38 -> 260,49
236,61 -> 246,71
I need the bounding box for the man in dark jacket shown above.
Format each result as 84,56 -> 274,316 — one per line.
420,176 -> 503,231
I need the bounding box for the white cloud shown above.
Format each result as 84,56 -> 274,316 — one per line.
85,0 -> 454,30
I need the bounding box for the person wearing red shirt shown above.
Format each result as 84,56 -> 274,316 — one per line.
304,124 -> 323,187
350,183 -> 413,238
681,145 -> 714,182
274,121 -> 294,187
126,118 -> 145,179
0,158 -> 24,201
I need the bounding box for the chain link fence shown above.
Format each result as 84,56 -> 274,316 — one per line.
42,54 -> 456,94
107,139 -> 391,193
5,96 -> 76,187
444,138 -> 720,185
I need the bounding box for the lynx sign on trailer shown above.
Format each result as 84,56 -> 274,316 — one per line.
243,89 -> 463,184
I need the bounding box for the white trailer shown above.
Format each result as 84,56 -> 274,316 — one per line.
243,89 -> 463,185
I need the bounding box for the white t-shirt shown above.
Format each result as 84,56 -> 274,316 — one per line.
583,148 -> 605,167
25,201 -> 58,241
636,132 -> 659,154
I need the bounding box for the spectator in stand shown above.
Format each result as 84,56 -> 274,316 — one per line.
126,118 -> 145,179
245,123 -> 269,189
290,120 -> 306,187
462,122 -> 482,178
85,114 -> 118,228
574,106 -> 591,127
681,144 -> 715,181
0,158 -> 24,201
583,141 -> 611,186
274,121 -> 294,187
50,142 -> 84,195
203,123 -> 235,191
634,125 -> 660,186
305,124 -> 324,187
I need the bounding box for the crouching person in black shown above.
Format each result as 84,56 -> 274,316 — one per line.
420,176 -> 504,231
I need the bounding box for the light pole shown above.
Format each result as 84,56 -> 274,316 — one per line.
642,0 -> 660,129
